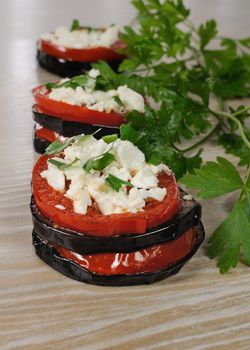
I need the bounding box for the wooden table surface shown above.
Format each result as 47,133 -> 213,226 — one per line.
1,1 -> 250,349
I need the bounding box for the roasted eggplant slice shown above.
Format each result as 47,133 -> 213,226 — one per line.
37,49 -> 123,77
33,105 -> 119,137
33,133 -> 50,154
32,222 -> 204,286
30,190 -> 201,254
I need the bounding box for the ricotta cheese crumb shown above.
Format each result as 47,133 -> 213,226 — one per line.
183,194 -> 193,201
55,204 -> 66,210
48,69 -> 145,114
41,25 -> 119,49
41,159 -> 65,192
40,136 -> 170,215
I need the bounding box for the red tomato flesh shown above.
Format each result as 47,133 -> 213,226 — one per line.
32,155 -> 181,237
39,39 -> 126,62
55,227 -> 196,275
35,127 -> 58,143
32,85 -> 125,126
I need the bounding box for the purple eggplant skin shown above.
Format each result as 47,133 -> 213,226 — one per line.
32,222 -> 205,286
37,49 -> 123,77
33,133 -> 50,154
33,106 -> 119,137
30,189 -> 202,254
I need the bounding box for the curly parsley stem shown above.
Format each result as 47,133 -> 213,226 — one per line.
177,122 -> 220,153
210,106 -> 250,149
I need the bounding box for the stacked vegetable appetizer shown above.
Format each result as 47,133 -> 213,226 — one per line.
37,21 -> 126,77
32,67 -> 145,153
31,134 -> 204,286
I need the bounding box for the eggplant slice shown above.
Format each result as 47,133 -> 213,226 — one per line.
33,105 -> 120,137
32,222 -> 204,286
37,49 -> 123,77
30,190 -> 202,254
33,133 -> 50,154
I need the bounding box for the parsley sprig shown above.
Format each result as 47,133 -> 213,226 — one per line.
117,0 -> 250,273
181,159 -> 250,273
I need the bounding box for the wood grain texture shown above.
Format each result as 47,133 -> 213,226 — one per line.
0,1 -> 250,349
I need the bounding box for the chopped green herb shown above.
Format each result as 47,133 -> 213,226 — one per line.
83,152 -> 115,172
105,174 -> 134,192
102,134 -> 118,144
45,82 -> 57,90
45,129 -> 101,155
114,96 -> 124,106
48,157 -> 79,170
70,19 -> 80,31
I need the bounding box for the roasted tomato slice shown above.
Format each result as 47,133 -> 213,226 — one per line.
32,85 -> 125,126
55,227 -> 196,275
32,155 -> 181,237
35,127 -> 58,143
39,39 -> 126,63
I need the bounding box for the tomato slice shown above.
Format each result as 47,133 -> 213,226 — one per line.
35,126 -> 58,143
39,39 -> 126,63
32,155 -> 181,237
32,85 -> 125,126
55,227 -> 196,275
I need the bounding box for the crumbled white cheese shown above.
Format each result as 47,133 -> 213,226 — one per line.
48,69 -> 145,114
40,159 -> 65,192
150,163 -> 170,174
117,85 -> 145,113
64,135 -> 107,164
145,187 -> 166,201
73,187 -> 92,214
55,204 -> 66,210
88,69 -> 100,79
183,194 -> 193,201
35,123 -> 43,130
131,166 -> 158,189
114,139 -> 145,172
41,25 -> 119,49
40,136 -> 169,215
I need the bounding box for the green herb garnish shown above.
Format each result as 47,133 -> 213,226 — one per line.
117,0 -> 250,273
45,82 -> 57,90
48,157 -> 79,170
83,152 -> 115,172
70,19 -> 80,31
114,96 -> 124,107
102,134 -> 118,144
105,174 -> 134,192
45,129 -> 101,155
181,158 -> 250,273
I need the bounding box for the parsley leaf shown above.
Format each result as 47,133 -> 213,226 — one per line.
105,174 -> 134,192
181,158 -> 250,273
208,201 -> 250,273
181,157 -> 244,198
218,133 -> 250,167
92,61 -> 127,90
198,20 -> 218,50
83,152 -> 115,172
